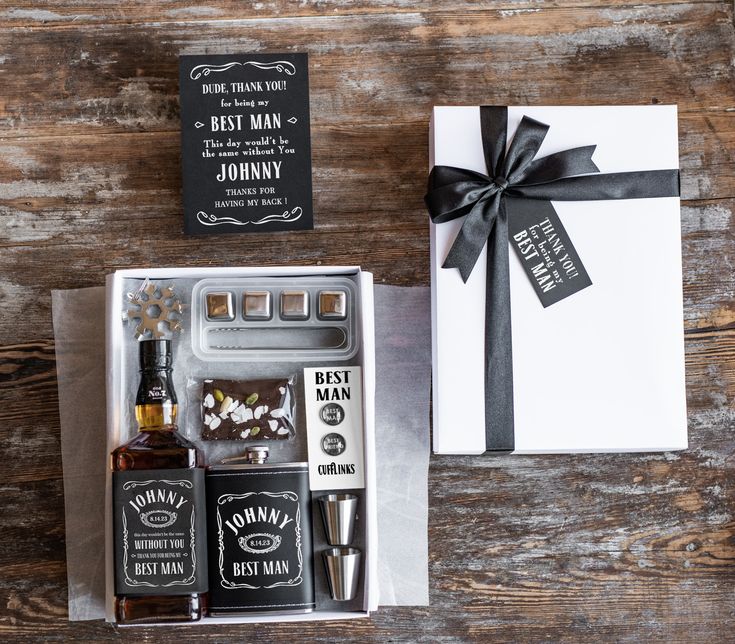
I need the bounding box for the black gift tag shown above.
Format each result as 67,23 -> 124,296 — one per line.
179,53 -> 313,234
506,197 -> 592,307
113,468 -> 208,595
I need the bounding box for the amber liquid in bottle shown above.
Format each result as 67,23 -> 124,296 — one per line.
111,339 -> 207,623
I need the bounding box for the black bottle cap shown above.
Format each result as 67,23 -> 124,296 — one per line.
139,339 -> 172,370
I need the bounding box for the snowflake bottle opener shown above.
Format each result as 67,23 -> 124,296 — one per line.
126,279 -> 184,339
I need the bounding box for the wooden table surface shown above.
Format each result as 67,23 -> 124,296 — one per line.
1,1 -> 734,641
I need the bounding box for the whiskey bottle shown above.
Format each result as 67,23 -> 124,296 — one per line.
111,339 -> 208,623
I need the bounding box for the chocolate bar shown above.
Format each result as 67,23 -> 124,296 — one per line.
201,377 -> 295,441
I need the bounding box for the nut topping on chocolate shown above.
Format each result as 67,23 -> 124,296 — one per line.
201,378 -> 294,441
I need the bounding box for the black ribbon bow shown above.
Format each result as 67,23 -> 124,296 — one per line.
425,106 -> 680,452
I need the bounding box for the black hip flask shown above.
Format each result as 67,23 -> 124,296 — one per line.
206,446 -> 315,615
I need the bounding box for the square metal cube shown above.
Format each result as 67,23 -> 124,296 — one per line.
318,290 -> 347,320
280,290 -> 310,320
206,291 -> 234,320
243,290 -> 272,320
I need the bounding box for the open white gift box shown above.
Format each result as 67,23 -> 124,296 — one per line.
429,105 -> 688,455
54,272 -> 429,624
104,266 -> 384,625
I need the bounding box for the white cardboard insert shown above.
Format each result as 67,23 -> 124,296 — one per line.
105,265 -> 378,624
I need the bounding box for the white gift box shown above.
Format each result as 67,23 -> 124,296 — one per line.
105,265 -> 378,624
430,106 -> 687,455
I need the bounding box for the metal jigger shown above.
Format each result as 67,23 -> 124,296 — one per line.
318,493 -> 358,546
322,547 -> 362,601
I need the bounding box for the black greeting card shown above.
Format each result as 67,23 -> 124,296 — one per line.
179,53 -> 313,234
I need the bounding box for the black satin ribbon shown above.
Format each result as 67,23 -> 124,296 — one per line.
426,106 -> 680,452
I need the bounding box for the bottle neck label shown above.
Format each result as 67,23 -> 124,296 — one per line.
136,369 -> 177,406
113,468 -> 208,595
145,385 -> 168,401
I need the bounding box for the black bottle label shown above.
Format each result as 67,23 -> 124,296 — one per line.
206,466 -> 314,613
113,468 -> 208,595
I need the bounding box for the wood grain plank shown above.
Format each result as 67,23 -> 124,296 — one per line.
0,3 -> 732,138
681,199 -> 735,332
0,341 -> 55,389
0,0 -> 725,29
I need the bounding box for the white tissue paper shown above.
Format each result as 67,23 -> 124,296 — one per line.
52,284 -> 430,620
